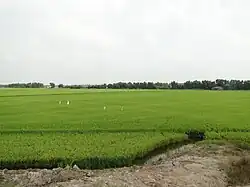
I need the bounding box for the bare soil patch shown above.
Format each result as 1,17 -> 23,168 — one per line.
1,142 -> 250,187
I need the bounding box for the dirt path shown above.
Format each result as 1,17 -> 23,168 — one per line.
1,142 -> 250,187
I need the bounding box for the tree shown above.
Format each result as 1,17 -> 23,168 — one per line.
170,81 -> 179,89
58,84 -> 64,88
243,80 -> 250,90
184,81 -> 193,89
147,82 -> 156,89
49,82 -> 55,88
6,79 -> 248,90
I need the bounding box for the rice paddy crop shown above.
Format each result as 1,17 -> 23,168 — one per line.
1,89 -> 250,169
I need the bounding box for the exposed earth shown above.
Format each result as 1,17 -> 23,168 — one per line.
1,142 -> 250,187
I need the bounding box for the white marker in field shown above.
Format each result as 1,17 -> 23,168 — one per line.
67,101 -> 70,105
59,101 -> 62,104
104,106 -> 106,110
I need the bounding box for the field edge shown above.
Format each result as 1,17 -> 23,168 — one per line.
0,136 -> 194,170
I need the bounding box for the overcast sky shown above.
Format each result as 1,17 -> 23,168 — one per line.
1,0 -> 250,84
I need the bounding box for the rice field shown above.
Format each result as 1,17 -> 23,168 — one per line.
1,88 -> 250,169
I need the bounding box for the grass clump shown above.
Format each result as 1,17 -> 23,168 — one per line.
227,156 -> 250,186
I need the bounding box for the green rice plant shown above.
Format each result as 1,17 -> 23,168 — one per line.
206,132 -> 250,143
1,89 -> 250,169
0,132 -> 185,169
1,89 -> 250,132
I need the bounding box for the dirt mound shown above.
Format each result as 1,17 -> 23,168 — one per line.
1,142 -> 250,187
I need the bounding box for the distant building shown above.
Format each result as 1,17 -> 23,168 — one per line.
45,85 -> 51,89
211,86 -> 224,90
44,85 -> 59,88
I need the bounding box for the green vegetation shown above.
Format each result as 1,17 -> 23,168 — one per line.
4,79 -> 250,90
1,89 -> 250,169
0,132 -> 185,169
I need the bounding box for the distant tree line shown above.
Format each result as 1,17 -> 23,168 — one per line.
5,82 -> 56,88
87,79 -> 250,90
7,82 -> 45,88
2,79 -> 250,90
